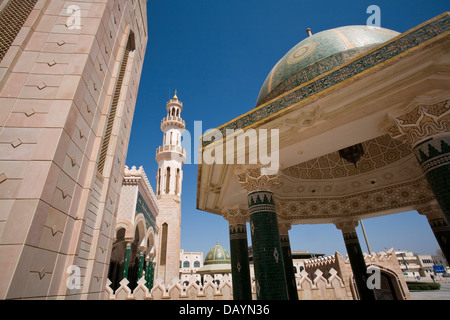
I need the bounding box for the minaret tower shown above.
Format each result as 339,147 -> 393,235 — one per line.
155,91 -> 186,283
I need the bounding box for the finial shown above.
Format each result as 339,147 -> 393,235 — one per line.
306,28 -> 312,37
173,89 -> 178,101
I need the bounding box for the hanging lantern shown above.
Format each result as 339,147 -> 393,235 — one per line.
339,143 -> 365,167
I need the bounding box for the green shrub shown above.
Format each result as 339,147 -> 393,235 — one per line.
406,282 -> 441,291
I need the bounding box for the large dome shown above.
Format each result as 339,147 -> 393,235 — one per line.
204,242 -> 231,265
197,242 -> 231,275
256,25 -> 400,107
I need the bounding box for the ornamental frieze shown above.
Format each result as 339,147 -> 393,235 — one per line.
282,134 -> 411,180
276,177 -> 434,221
384,98 -> 450,147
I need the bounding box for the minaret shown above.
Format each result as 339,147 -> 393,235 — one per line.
155,91 -> 186,283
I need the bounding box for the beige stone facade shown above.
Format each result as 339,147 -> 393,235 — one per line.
109,165 -> 158,292
0,0 -> 148,299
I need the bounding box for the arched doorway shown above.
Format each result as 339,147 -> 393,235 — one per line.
355,264 -> 408,300
374,271 -> 398,300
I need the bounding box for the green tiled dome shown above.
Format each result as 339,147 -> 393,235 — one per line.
204,242 -> 231,265
256,25 -> 400,107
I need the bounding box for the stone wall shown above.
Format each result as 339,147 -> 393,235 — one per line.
105,269 -> 349,300
104,248 -> 410,300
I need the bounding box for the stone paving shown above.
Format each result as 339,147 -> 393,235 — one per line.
409,282 -> 450,300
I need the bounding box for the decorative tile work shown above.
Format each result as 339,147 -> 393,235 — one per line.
418,203 -> 450,262
135,192 -> 157,230
202,13 -> 450,149
248,190 -> 288,300
279,233 -> 298,300
336,221 -> 376,300
228,222 -> 252,300
282,134 -> 411,179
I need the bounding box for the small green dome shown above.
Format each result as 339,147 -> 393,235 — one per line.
204,242 -> 231,265
256,25 -> 400,107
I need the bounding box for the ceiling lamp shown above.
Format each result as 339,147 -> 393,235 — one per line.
338,143 -> 365,167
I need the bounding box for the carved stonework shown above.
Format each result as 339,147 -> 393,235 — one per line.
278,219 -> 292,236
417,202 -> 446,220
277,177 -> 434,221
248,191 -> 276,216
384,98 -> 450,147
222,207 -> 249,225
234,165 -> 280,193
335,220 -> 358,235
413,134 -> 450,174
417,203 -> 450,233
282,134 -> 411,180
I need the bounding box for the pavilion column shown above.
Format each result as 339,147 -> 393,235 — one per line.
145,256 -> 154,290
278,220 -> 299,300
335,220 -> 376,300
384,97 -> 450,223
122,241 -> 132,280
417,202 -> 450,263
137,250 -> 145,280
223,207 -> 252,300
235,166 -> 288,300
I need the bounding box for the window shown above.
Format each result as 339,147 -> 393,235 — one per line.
165,167 -> 170,194
98,31 -> 135,174
0,0 -> 38,62
159,223 -> 168,266
194,261 -> 200,268
183,261 -> 190,268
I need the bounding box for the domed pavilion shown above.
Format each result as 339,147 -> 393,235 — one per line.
197,13 -> 450,300
197,242 -> 232,276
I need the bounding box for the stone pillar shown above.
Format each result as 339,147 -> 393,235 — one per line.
137,250 -> 145,280
418,202 -> 450,264
122,242 -> 132,280
223,207 -> 252,300
145,256 -> 154,290
278,220 -> 298,300
384,97 -> 450,223
335,220 -> 376,300
235,166 -> 288,300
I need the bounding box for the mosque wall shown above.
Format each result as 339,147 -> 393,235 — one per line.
0,0 -> 148,299
105,249 -> 408,300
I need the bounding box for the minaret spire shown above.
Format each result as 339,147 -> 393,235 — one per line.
155,92 -> 186,197
155,91 -> 186,284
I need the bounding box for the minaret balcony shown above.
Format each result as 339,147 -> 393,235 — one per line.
156,145 -> 186,162
161,116 -> 185,130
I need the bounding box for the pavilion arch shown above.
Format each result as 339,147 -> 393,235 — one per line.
145,227 -> 156,256
115,219 -> 134,241
134,213 -> 147,248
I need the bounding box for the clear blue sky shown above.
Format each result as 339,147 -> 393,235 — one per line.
125,0 -> 449,258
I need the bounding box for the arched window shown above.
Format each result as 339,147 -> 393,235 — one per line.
194,261 -> 200,268
160,223 -> 168,266
183,261 -> 190,268
175,168 -> 180,195
98,31 -> 135,174
165,167 -> 170,194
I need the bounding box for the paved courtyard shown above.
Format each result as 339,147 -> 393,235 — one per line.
409,282 -> 450,300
